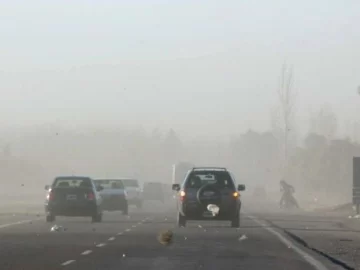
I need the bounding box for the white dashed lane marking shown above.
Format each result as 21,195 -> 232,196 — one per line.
59,216 -> 153,266
81,250 -> 92,255
61,260 -> 76,266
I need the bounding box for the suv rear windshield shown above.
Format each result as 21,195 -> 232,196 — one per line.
185,171 -> 235,189
53,178 -> 93,188
122,179 -> 139,187
94,180 -> 124,189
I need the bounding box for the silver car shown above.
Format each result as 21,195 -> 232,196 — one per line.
121,178 -> 143,208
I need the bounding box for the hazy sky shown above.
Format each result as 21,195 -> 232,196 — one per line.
1,0 -> 360,138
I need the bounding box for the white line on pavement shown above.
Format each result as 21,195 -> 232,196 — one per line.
81,250 -> 92,255
0,218 -> 41,230
117,232 -> 123,235
108,237 -> 115,241
125,228 -> 131,232
61,260 -> 76,266
96,243 -> 106,247
247,215 -> 329,270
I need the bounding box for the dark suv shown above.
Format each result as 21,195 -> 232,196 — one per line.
172,167 -> 245,228
45,176 -> 103,223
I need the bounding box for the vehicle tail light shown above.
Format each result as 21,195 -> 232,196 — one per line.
87,192 -> 95,200
47,191 -> 55,201
233,192 -> 239,198
180,190 -> 186,201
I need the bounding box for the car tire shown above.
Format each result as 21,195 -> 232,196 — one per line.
46,213 -> 55,223
122,204 -> 129,215
136,201 -> 142,209
177,212 -> 186,227
231,213 -> 240,228
92,212 -> 102,223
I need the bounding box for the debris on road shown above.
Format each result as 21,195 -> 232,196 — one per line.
238,235 -> 248,241
50,225 -> 64,232
158,229 -> 173,246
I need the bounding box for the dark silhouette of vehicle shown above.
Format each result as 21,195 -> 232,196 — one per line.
44,176 -> 103,223
172,167 -> 245,228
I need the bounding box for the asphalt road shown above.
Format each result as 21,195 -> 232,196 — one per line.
0,201 -> 358,270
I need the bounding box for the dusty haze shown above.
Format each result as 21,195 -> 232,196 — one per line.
0,1 -> 359,210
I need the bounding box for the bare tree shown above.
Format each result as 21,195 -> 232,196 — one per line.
277,63 -> 297,172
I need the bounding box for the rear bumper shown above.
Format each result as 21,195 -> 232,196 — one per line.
102,198 -> 128,211
143,195 -> 164,201
179,201 -> 241,220
127,198 -> 143,205
45,202 -> 98,217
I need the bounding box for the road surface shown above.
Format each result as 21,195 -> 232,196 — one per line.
0,202 -> 358,270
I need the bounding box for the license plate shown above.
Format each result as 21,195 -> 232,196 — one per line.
202,211 -> 214,218
66,194 -> 77,200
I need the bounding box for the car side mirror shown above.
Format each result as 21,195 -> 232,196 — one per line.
44,185 -> 50,191
96,185 -> 104,191
172,184 -> 180,191
237,184 -> 245,191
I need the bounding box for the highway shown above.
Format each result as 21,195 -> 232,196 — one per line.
0,202 -> 358,270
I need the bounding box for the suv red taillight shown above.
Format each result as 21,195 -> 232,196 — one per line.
180,190 -> 186,201
47,191 -> 55,201
87,192 -> 95,200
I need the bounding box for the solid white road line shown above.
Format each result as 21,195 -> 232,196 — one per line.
81,250 -> 92,255
0,218 -> 41,230
96,243 -> 106,247
247,215 -> 329,270
117,232 -> 123,235
61,260 -> 76,266
125,228 -> 131,232
108,237 -> 115,241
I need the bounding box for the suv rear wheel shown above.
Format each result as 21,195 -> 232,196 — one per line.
92,212 -> 102,223
46,213 -> 55,223
122,204 -> 129,215
136,201 -> 143,209
231,213 -> 240,228
177,212 -> 186,227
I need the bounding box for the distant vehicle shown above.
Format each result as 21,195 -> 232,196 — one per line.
121,178 -> 143,208
143,182 -> 165,203
93,179 -> 128,215
172,162 -> 195,184
44,176 -> 103,223
172,167 -> 245,228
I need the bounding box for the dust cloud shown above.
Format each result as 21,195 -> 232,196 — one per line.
0,1 -> 359,214
0,112 -> 356,213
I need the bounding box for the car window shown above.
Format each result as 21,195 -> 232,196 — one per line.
122,179 -> 139,187
53,178 -> 93,188
185,171 -> 235,189
94,180 -> 124,189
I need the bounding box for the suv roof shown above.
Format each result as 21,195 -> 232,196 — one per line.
191,167 -> 227,171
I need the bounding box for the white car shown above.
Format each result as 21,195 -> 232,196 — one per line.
121,178 -> 143,208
